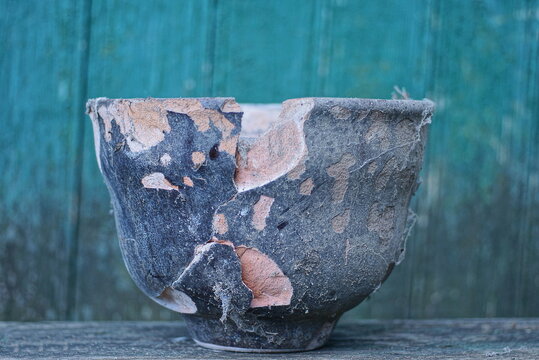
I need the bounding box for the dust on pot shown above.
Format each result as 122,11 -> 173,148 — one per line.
86,97 -> 434,352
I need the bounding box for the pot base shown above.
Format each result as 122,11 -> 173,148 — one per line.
193,339 -> 308,353
184,314 -> 338,352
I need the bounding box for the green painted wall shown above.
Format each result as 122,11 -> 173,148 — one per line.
1,0 -> 538,321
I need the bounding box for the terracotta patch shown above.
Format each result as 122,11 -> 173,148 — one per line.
287,162 -> 306,180
191,152 -> 206,167
156,287 -> 197,314
236,121 -> 304,192
219,134 -> 239,156
87,98 -> 241,155
210,111 -> 235,138
97,99 -> 172,153
161,98 -> 209,131
220,98 -> 242,113
212,213 -> 228,234
326,153 -> 357,203
164,98 -> 232,133
252,195 -> 275,231
299,178 -> 315,195
205,240 -> 294,308
141,172 -> 179,191
332,209 -> 351,234
183,176 -> 194,187
235,99 -> 314,192
235,246 -> 293,308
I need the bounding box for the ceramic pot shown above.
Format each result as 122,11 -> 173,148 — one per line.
86,97 -> 434,352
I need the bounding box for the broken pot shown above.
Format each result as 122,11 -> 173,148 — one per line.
86,97 -> 434,352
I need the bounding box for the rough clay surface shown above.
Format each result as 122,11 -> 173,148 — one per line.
87,97 -> 434,350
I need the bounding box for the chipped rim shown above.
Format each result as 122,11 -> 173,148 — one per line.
87,97 -> 435,114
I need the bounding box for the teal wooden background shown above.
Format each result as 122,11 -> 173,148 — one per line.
1,0 -> 538,321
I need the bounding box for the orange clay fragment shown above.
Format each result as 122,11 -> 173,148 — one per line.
235,246 -> 293,308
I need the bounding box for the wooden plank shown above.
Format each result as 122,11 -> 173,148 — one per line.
0,0 -> 89,320
1,319 -> 538,359
345,0 -> 539,320
1,0 -> 538,322
76,0 -> 217,320
400,0 -> 539,318
212,0 -> 318,101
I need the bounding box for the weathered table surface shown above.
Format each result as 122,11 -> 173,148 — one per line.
1,319 -> 538,359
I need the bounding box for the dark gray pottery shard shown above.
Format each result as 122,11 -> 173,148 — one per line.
86,97 -> 434,352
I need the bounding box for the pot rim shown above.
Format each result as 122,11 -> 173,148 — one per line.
87,97 -> 435,114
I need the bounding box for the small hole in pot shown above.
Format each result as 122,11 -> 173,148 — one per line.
209,144 -> 219,160
277,221 -> 288,230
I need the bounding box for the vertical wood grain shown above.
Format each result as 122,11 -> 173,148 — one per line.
212,0 -> 318,101
360,0 -> 539,319
0,0 -> 89,320
1,0 -> 537,320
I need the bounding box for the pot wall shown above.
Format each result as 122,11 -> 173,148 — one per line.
86,96 -> 433,350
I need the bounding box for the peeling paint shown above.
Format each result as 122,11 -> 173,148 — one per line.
156,287 -> 197,314
287,162 -> 306,180
191,152 -> 206,167
252,195 -> 275,231
210,111 -> 236,139
219,134 -> 239,155
332,209 -> 351,234
87,98 -> 242,154
235,99 -> 314,192
183,176 -> 194,187
97,99 -> 172,152
141,172 -> 179,191
220,98 -> 242,113
299,177 -> 315,195
235,246 -> 293,308
326,153 -> 356,203
160,153 -> 172,166
163,98 -> 238,134
212,213 -> 228,234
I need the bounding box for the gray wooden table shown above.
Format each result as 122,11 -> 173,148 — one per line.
1,319 -> 538,359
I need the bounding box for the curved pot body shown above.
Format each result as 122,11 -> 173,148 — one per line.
86,97 -> 434,352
